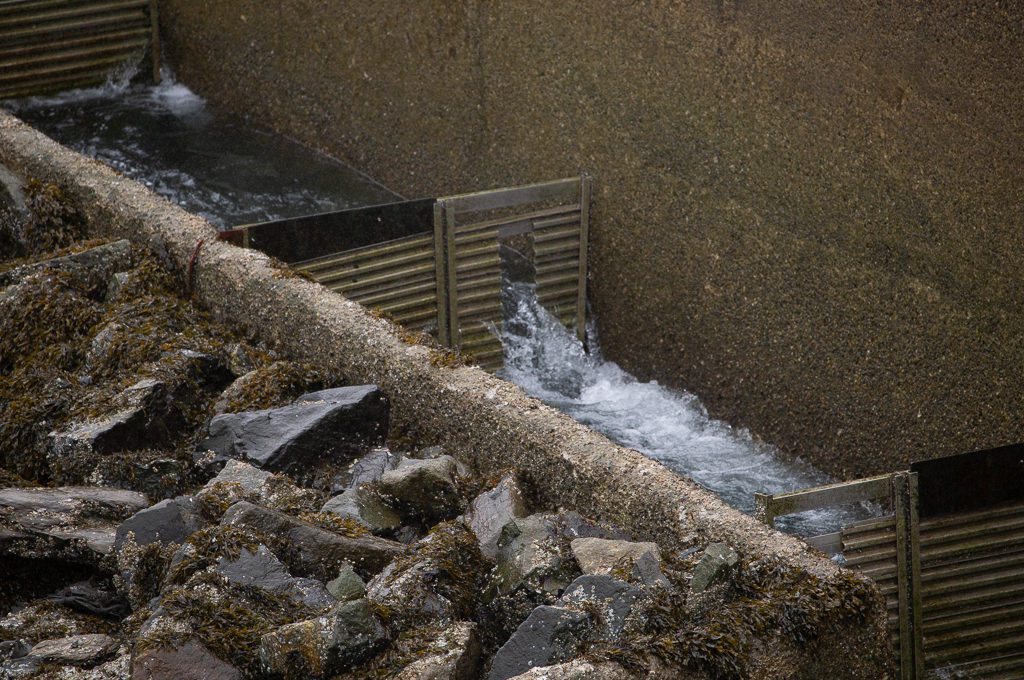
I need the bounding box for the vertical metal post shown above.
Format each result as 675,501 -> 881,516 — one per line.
445,202 -> 460,348
754,492 -> 775,528
575,174 -> 591,344
432,201 -> 449,346
148,0 -> 161,84
893,472 -> 923,679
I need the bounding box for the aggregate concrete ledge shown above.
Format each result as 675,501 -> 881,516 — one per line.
0,110 -> 892,677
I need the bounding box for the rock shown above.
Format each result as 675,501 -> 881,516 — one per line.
46,580 -> 130,619
199,385 -> 389,476
345,447 -> 400,489
394,621 -> 481,680
0,486 -> 148,560
326,563 -> 366,602
202,459 -> 272,494
0,239 -> 133,290
258,598 -> 386,679
114,496 -> 203,552
367,522 -> 486,626
0,640 -> 29,661
378,456 -> 461,522
220,501 -> 404,580
215,544 -> 334,612
321,487 -> 401,534
493,514 -> 579,596
504,659 -> 635,679
488,606 -> 593,680
26,633 -> 116,666
0,656 -> 40,677
104,271 -> 130,302
464,473 -> 529,559
224,343 -> 256,376
131,638 -> 242,680
690,542 -> 740,594
570,538 -> 662,578
558,575 -> 644,639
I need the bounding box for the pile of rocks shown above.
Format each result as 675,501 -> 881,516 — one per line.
1,224 -> 874,678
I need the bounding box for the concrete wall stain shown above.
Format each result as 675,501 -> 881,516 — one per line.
159,1 -> 1024,479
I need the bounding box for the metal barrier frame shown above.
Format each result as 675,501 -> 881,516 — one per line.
756,473 -> 924,679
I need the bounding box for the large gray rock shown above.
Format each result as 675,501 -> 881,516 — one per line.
504,659 -> 636,679
464,473 -> 529,560
258,598 -> 386,679
215,544 -> 335,613
345,447 -> 400,489
378,455 -> 461,521
558,575 -> 644,640
326,563 -> 366,602
26,633 -> 116,666
570,538 -> 662,577
114,496 -> 203,552
690,542 -> 740,594
220,501 -> 404,580
395,621 -> 481,679
199,385 -> 389,475
0,486 -> 148,561
202,459 -> 272,494
366,523 -> 485,626
488,606 -> 593,680
493,514 -> 579,596
321,487 -> 401,534
131,638 -> 242,680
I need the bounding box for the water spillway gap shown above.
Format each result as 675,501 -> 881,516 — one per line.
2,75 -> 876,539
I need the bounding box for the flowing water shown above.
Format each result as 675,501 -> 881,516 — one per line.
5,70 -> 876,539
499,281 -> 876,538
4,68 -> 396,228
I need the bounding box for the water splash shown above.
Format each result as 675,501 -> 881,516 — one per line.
498,281 -> 876,537
4,69 -> 395,228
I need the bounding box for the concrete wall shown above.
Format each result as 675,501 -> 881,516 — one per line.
0,110 -> 891,678
158,1 -> 1024,479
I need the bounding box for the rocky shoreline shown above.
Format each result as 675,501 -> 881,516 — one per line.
0,183 -> 878,679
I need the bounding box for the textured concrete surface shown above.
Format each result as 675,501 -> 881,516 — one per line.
159,1 -> 1024,479
0,111 -> 892,678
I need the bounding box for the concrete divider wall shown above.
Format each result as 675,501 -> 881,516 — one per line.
158,0 -> 1024,480
0,111 -> 892,678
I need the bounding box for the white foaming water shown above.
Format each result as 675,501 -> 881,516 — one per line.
499,281 -> 875,537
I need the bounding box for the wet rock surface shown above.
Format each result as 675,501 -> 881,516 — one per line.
0,233 -> 880,678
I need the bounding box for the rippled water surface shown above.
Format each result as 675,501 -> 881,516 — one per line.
5,70 -> 396,228
499,281 -> 876,537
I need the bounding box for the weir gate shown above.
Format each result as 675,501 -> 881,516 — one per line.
756,444 -> 1024,679
220,176 -> 592,372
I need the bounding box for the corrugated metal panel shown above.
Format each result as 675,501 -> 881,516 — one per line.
441,177 -> 589,371
0,0 -> 158,100
294,232 -> 441,337
918,504 -> 1024,675
842,503 -> 1024,677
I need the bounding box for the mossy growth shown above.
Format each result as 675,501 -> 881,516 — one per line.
333,624 -> 446,679
589,555 -> 878,679
163,525 -> 265,587
297,511 -> 370,538
428,347 -> 475,369
15,179 -> 88,255
221,361 -> 330,413
380,521 -> 487,630
145,573 -> 310,679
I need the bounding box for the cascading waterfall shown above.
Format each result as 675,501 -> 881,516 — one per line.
498,280 -> 875,538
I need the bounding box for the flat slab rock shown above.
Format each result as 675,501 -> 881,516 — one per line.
131,638 -> 242,680
220,501 -> 404,581
0,486 -> 148,558
27,633 -> 117,666
199,385 -> 389,475
488,606 -> 593,680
